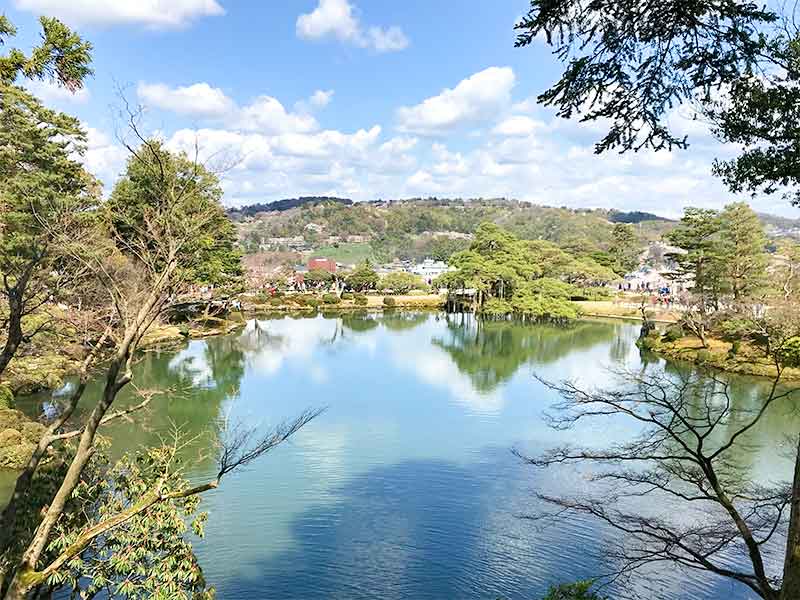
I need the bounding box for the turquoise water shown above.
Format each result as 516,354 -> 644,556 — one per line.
10,312 -> 798,599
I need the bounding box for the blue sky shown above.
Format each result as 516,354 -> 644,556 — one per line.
3,0 -> 794,217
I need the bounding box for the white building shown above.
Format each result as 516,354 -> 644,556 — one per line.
412,259 -> 452,282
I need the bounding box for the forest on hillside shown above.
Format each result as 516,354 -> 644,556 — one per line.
234,198 -> 680,262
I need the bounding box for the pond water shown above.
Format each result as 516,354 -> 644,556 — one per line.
6,312 -> 799,599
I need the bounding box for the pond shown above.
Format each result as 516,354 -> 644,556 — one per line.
5,312 -> 799,599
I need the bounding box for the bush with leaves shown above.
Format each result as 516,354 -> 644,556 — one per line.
542,581 -> 605,600
662,326 -> 684,343
345,261 -> 379,292
3,441 -> 213,600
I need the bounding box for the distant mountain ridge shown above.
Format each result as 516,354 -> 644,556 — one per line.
606,210 -> 674,224
228,197 -> 675,223
228,196 -> 352,219
229,198 -> 798,258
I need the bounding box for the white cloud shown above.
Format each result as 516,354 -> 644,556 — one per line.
431,143 -> 468,176
492,115 -> 544,137
396,67 -> 516,135
365,25 -> 409,52
296,0 -> 409,52
137,82 -> 234,118
14,0 -> 224,28
83,66 -> 792,218
26,79 -> 90,104
137,83 -> 321,135
309,89 -> 334,109
379,136 -> 417,154
294,89 -> 335,114
237,96 -> 319,134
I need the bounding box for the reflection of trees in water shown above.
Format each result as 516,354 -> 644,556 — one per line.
639,360 -> 800,485
27,335 -> 249,467
433,314 -> 619,393
608,334 -> 631,364
240,319 -> 287,352
379,311 -> 430,332
341,312 -> 379,334
341,311 -> 430,334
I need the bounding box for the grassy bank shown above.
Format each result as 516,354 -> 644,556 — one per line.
643,334 -> 800,381
575,300 -> 680,324
242,293 -> 445,313
2,315 -> 248,396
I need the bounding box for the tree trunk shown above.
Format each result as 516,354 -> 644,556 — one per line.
0,291 -> 24,379
780,437 -> 800,600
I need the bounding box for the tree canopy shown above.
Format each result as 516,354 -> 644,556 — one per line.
439,222 -> 616,321
107,139 -> 242,291
516,1 -> 800,203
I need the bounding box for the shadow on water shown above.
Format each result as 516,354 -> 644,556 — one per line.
201,448 -> 758,600
206,451 -> 607,600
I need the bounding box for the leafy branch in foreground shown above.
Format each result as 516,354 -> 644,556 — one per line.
516,1 -> 800,203
0,99 -> 257,600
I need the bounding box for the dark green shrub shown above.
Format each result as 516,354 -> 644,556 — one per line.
383,296 -> 396,308
662,326 -> 684,343
728,339 -> 742,357
322,293 -> 341,305
268,297 -> 284,307
354,294 -> 368,306
778,336 -> 800,369
637,333 -> 658,351
542,581 -> 606,600
306,297 -> 321,309
341,292 -> 354,301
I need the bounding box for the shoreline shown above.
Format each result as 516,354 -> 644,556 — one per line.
3,297 -> 794,397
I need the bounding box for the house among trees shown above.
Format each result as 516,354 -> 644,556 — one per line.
412,259 -> 451,283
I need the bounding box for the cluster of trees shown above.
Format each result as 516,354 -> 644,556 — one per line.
302,262 -> 429,296
0,17 -> 318,600
660,202 -> 800,355
436,223 -> 618,321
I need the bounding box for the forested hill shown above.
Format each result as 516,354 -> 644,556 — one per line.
234,198 -> 677,259
232,197 -> 797,263
228,196 -> 353,218
606,210 -> 673,224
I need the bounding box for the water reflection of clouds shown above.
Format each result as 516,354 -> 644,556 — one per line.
243,317 -> 341,378
180,314 -> 793,600
399,344 -> 505,414
168,341 -> 214,388
385,322 -> 506,415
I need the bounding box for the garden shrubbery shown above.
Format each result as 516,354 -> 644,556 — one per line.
662,326 -> 684,343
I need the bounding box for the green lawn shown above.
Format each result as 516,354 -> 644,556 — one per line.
309,242 -> 374,265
